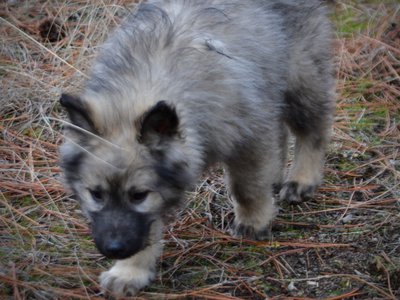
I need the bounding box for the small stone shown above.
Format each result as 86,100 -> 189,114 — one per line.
307,281 -> 319,287
288,281 -> 297,291
341,214 -> 353,224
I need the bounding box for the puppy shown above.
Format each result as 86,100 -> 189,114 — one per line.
60,0 -> 335,296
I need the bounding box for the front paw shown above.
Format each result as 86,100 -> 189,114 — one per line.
99,264 -> 155,297
279,181 -> 317,203
231,222 -> 272,241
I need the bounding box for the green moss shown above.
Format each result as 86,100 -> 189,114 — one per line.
333,9 -> 369,36
328,289 -> 347,297
258,280 -> 280,293
337,159 -> 358,172
356,81 -> 374,93
22,127 -> 45,139
49,224 -> 66,234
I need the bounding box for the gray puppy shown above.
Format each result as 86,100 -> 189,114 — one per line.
60,0 -> 335,296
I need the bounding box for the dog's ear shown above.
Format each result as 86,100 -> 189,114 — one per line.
60,93 -> 97,134
138,101 -> 179,145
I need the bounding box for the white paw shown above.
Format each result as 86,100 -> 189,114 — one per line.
99,263 -> 155,297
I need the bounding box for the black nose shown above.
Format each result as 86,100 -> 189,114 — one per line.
104,240 -> 125,258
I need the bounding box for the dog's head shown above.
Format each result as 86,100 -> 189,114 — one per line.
59,93 -> 192,259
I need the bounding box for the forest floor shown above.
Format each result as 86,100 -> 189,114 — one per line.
1,1 -> 399,299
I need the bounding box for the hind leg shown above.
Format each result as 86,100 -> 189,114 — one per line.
280,135 -> 327,203
280,89 -> 334,203
225,144 -> 281,240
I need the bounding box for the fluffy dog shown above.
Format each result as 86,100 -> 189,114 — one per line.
60,0 -> 335,296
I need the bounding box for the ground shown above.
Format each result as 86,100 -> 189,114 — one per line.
0,0 -> 399,299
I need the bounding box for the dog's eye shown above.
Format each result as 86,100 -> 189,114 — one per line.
89,189 -> 103,202
130,191 -> 149,204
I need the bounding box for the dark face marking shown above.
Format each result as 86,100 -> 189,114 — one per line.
90,203 -> 153,259
83,172 -> 157,259
155,161 -> 189,191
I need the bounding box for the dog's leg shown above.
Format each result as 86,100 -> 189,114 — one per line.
279,135 -> 327,203
225,145 -> 281,240
99,220 -> 163,297
280,88 -> 334,203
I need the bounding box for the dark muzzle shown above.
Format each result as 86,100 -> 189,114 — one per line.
90,207 -> 151,260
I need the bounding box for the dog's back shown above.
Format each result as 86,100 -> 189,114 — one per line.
84,0 -> 333,164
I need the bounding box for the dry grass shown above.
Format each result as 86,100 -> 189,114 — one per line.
1,0 -> 399,299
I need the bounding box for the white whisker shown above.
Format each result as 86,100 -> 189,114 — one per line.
48,116 -> 127,151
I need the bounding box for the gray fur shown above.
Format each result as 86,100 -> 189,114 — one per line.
60,0 -> 335,296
